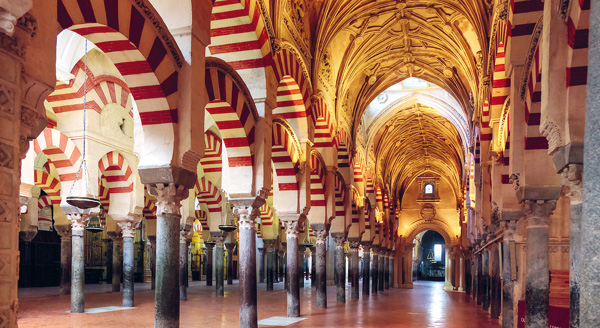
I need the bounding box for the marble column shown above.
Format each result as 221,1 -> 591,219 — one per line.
443,245 -> 453,291
523,200 -> 556,328
117,217 -> 141,308
148,236 -> 156,290
298,245 -> 305,288
279,250 -> 285,283
490,245 -> 501,319
476,253 -> 483,305
582,10 -> 600,323
258,246 -> 265,283
458,255 -> 465,292
404,245 -> 415,288
502,218 -> 518,328
179,219 -> 193,300
333,234 -> 346,303
56,225 -> 72,295
212,232 -> 227,297
349,239 -> 360,300
379,250 -> 385,292
108,233 -> 123,292
560,164 -> 583,327
313,227 -> 328,308
264,239 -> 276,291
225,243 -> 235,285
310,246 -> 316,286
147,183 -> 187,328
483,249 -> 490,311
389,252 -> 395,289
327,235 -> 336,286
282,218 -> 301,317
205,243 -> 214,286
384,251 -> 390,290
66,209 -> 96,313
362,243 -> 371,296
237,205 -> 259,325
372,246 -> 379,293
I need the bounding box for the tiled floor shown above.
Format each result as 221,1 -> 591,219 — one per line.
18,280 -> 500,327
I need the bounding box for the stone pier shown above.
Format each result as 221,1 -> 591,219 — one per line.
179,218 -> 193,301
501,216 -> 518,328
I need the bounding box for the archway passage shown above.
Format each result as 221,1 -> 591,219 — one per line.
414,230 -> 446,282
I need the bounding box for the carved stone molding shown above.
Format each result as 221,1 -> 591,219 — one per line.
0,11 -> 36,57
540,120 -> 563,155
558,0 -> 572,23
131,0 -> 183,68
520,16 -> 544,100
509,173 -> 520,191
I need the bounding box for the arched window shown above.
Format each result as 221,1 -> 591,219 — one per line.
424,183 -> 434,194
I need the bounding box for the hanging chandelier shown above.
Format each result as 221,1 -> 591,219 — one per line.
218,200 -> 237,233
66,38 -> 100,212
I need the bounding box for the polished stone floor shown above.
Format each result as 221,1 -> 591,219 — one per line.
18,280 -> 500,327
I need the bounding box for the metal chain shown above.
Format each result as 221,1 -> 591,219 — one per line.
69,39 -> 91,198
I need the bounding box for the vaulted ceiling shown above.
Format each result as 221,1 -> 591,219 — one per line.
313,0 -> 490,203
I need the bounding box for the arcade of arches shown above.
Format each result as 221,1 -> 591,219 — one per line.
1,0 -> 599,327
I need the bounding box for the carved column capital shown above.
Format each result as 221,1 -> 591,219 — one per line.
211,231 -> 228,248
503,219 -> 518,240
263,239 -> 276,252
0,0 -> 32,36
225,243 -> 236,252
523,199 -> 556,228
235,206 -> 256,231
314,228 -> 328,245
55,224 -> 71,240
281,219 -> 300,238
67,207 -> 99,231
349,240 -> 360,252
332,234 -> 345,248
560,163 -> 583,204
115,214 -> 142,238
361,242 -> 371,253
146,183 -> 189,216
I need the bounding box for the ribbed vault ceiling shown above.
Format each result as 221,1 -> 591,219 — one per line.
370,101 -> 464,202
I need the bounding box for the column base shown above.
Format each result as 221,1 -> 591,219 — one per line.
458,287 -> 464,292
443,282 -> 453,291
402,283 -> 413,289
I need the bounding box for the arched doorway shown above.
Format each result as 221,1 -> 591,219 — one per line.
414,230 -> 445,282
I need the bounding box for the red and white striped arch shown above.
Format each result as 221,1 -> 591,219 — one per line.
273,48 -> 311,106
33,128 -> 82,182
258,203 -> 274,226
523,41 -> 547,151
195,209 -> 209,232
38,195 -> 53,210
275,76 -> 308,141
309,151 -> 327,222
201,130 -> 224,186
332,173 -> 346,225
34,170 -> 62,205
98,151 -> 134,194
313,97 -> 334,148
205,60 -> 258,193
272,121 -> 300,212
195,177 -> 223,230
46,59 -> 132,115
352,151 -> 365,195
209,0 -> 270,70
335,128 -> 351,173
376,187 -> 383,207
143,193 -> 156,220
58,0 -> 180,126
